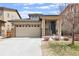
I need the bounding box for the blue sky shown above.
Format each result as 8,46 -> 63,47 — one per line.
0,3 -> 67,18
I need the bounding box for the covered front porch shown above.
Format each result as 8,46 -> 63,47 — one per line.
41,15 -> 61,37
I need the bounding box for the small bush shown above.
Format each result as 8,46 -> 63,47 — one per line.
55,38 -> 59,41
64,37 -> 69,41
54,37 -> 59,41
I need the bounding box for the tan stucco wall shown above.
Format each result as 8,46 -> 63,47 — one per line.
3,10 -> 20,21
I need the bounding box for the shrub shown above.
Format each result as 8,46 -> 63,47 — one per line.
55,38 -> 59,41
74,38 -> 79,41
54,37 -> 59,41
64,37 -> 69,41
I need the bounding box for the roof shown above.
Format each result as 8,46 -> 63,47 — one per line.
43,15 -> 59,16
28,14 -> 43,17
0,7 -> 22,19
8,19 -> 40,22
29,13 -> 59,17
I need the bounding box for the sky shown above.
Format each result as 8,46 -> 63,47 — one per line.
0,3 -> 67,18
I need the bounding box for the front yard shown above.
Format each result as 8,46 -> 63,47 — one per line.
42,41 -> 79,56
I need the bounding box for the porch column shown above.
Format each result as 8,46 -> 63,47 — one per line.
57,19 -> 61,36
42,19 -> 45,37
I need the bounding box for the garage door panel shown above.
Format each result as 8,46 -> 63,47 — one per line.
16,27 -> 41,37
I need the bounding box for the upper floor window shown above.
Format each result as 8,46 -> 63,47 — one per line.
30,16 -> 39,20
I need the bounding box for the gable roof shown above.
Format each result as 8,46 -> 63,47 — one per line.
0,7 -> 22,19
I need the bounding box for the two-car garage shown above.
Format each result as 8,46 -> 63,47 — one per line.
14,21 -> 41,37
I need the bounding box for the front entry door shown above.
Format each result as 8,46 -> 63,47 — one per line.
50,21 -> 56,34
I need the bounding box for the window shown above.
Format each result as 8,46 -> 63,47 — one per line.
28,25 -> 30,27
26,25 -> 27,27
19,25 -> 21,27
37,25 -> 39,27
16,25 -> 18,27
34,25 -> 36,27
30,16 -> 39,20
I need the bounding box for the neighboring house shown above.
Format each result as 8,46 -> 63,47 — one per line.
60,4 -> 79,36
0,7 -> 21,37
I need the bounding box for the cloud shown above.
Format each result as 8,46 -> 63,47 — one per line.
36,6 -> 50,9
12,3 -> 24,6
23,3 -> 35,6
35,4 -> 60,9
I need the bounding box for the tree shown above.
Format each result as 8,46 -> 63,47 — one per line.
59,4 -> 79,45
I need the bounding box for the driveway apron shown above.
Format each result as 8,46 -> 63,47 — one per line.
0,38 -> 42,56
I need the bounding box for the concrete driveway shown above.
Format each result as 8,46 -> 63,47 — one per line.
0,38 -> 42,56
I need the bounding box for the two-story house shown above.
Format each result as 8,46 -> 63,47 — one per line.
0,7 -> 21,37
